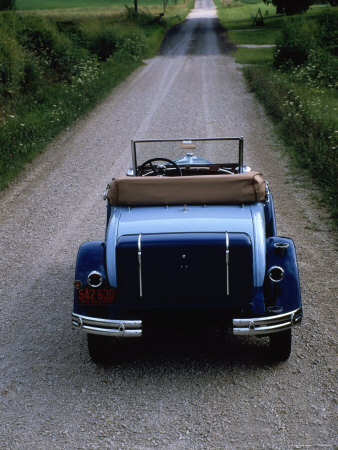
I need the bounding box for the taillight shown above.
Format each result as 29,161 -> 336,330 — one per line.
87,271 -> 103,288
268,266 -> 284,283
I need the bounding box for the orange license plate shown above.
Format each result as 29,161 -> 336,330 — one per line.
77,288 -> 115,304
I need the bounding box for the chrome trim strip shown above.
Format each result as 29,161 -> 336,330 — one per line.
233,308 -> 302,336
138,233 -> 143,297
132,139 -> 137,176
72,313 -> 142,337
225,231 -> 230,296
239,136 -> 244,173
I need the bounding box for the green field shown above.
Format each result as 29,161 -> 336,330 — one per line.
17,0 -> 166,10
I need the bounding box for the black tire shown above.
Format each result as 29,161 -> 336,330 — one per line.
269,329 -> 292,362
87,334 -> 113,364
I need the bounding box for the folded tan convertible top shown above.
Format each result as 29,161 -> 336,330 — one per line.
106,171 -> 266,206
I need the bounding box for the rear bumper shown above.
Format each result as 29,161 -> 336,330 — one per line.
72,313 -> 142,337
72,307 -> 302,338
233,307 -> 302,336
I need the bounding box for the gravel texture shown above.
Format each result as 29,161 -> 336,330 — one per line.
0,0 -> 337,448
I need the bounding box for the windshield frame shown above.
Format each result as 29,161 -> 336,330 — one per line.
131,137 -> 244,176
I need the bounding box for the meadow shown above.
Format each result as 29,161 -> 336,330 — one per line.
17,0 -> 169,10
216,0 -> 338,226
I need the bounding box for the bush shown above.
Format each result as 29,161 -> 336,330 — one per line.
80,26 -> 119,61
315,11 -> 338,56
116,31 -> 146,59
0,30 -> 25,98
17,16 -> 89,81
274,17 -> 319,68
273,12 -> 338,90
292,48 -> 338,89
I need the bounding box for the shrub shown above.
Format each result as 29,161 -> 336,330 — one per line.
82,27 -> 119,61
21,57 -> 43,93
292,48 -> 338,89
116,31 -> 146,60
315,11 -> 338,56
274,17 -> 319,68
0,30 -> 24,98
17,16 -> 88,82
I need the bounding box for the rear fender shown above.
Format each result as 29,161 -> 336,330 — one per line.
75,241 -> 107,285
74,241 -> 110,316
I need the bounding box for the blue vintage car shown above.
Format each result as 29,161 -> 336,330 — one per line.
72,137 -> 302,363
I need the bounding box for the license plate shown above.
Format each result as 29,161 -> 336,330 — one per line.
77,288 -> 115,304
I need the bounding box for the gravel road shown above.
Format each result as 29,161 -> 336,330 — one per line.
0,0 -> 336,448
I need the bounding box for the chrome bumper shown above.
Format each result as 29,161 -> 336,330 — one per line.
233,308 -> 302,336
72,313 -> 142,337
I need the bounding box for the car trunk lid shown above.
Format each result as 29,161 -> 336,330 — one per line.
116,232 -> 252,307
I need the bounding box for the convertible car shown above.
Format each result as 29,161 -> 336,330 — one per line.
72,137 -> 302,363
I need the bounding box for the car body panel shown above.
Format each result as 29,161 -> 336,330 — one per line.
106,203 -> 266,288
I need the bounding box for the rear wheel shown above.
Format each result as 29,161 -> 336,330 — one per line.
269,329 -> 292,362
87,334 -> 112,364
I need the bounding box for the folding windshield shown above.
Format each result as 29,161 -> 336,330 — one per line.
131,137 -> 244,175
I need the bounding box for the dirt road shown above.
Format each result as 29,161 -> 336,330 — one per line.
0,0 -> 336,448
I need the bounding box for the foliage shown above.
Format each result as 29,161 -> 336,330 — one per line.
16,16 -> 89,81
216,0 -> 338,226
244,66 -> 338,225
0,30 -> 24,98
0,0 -> 194,189
263,0 -> 312,14
274,12 -> 338,89
274,17 -> 319,67
0,0 -> 15,10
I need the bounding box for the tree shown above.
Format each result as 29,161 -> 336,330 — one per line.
0,0 -> 15,10
263,0 -> 312,15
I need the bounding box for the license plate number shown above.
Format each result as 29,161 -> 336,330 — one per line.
77,288 -> 115,304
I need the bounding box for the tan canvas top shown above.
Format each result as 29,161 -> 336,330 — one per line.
106,172 -> 266,206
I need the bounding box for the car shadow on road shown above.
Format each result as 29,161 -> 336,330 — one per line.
93,323 -> 277,369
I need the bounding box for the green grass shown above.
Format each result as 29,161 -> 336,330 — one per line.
235,46 -> 273,64
216,1 -> 277,30
16,0 -> 165,10
216,1 -> 334,45
16,0 -> 190,23
228,28 -> 279,44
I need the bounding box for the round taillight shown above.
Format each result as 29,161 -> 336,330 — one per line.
268,266 -> 284,283
87,271 -> 103,288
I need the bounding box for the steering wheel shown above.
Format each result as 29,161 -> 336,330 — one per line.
137,157 -> 182,176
